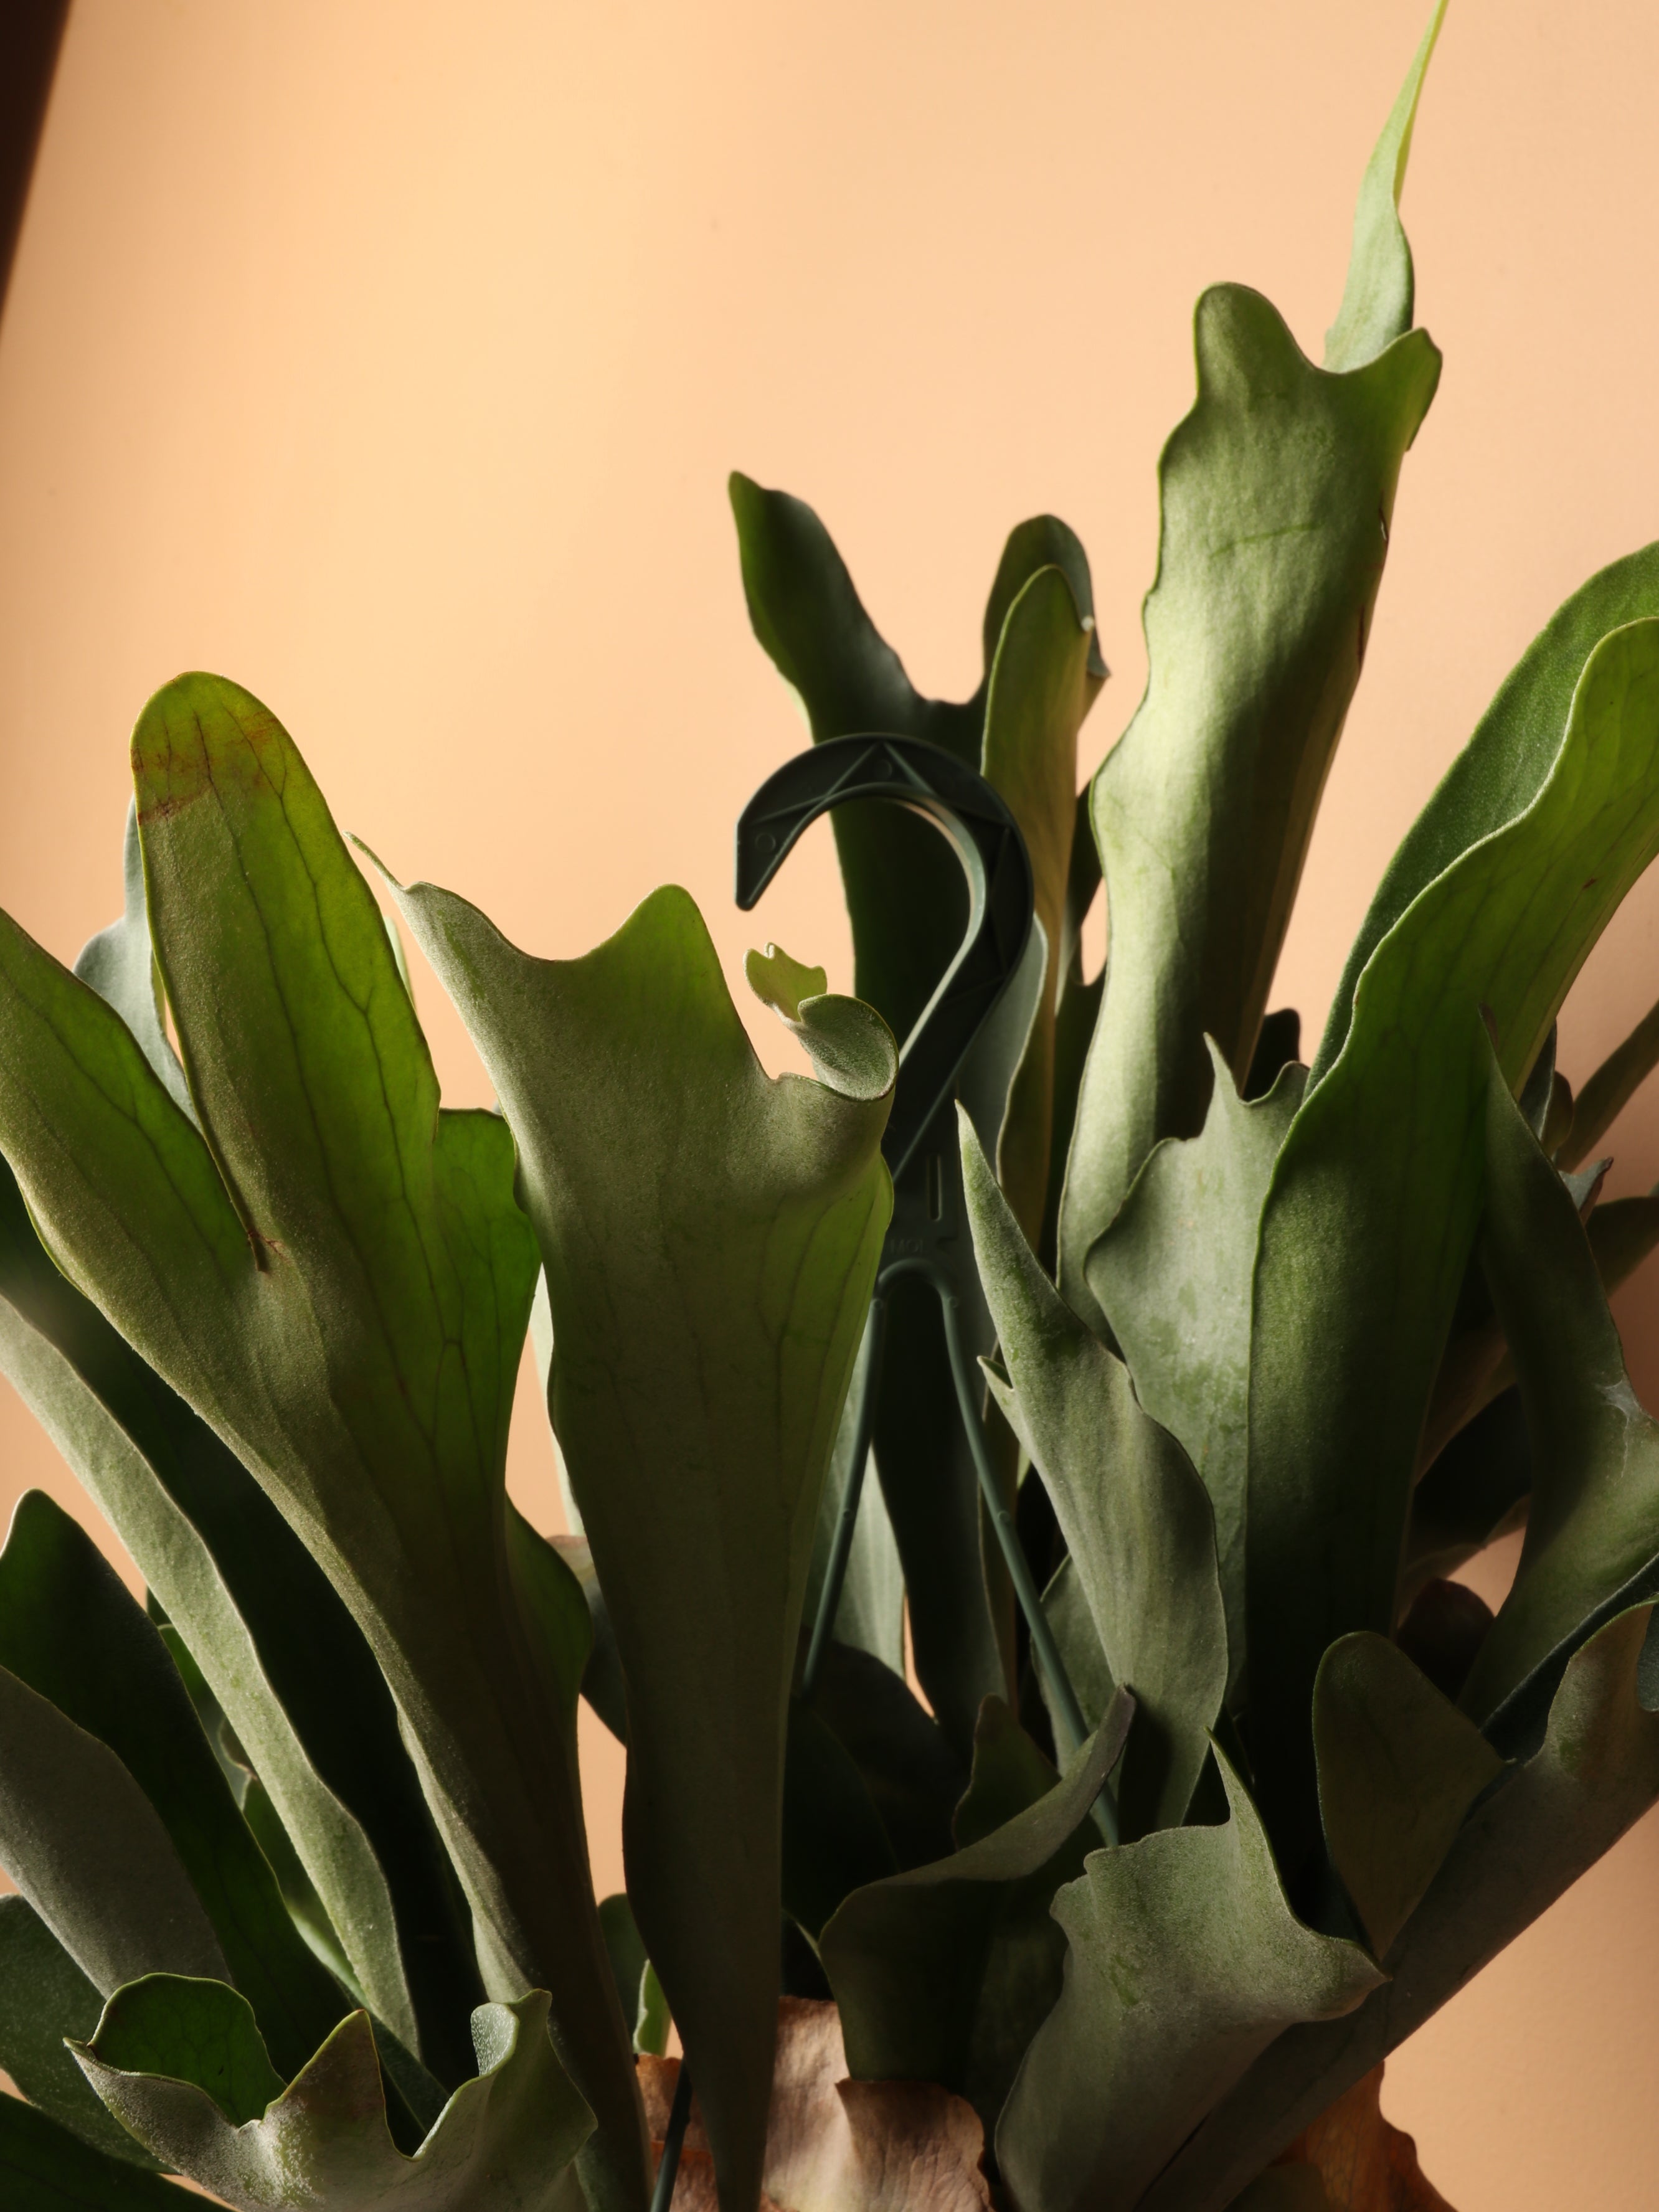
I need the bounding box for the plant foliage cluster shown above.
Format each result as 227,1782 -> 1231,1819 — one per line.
2,9 -> 1659,2210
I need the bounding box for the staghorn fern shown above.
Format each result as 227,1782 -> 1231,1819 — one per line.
2,7 -> 1658,2208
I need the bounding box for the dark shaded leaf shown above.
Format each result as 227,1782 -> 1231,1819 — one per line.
1244,1009 -> 1302,1102
1393,1581 -> 1495,1703
800,1322 -> 905,1678
1561,992 -> 1659,1166
598,1896 -> 666,2058
1060,17 -> 1444,1321
1138,1605 -> 1659,2212
1584,1186 -> 1659,1290
996,1752 -> 1381,2212
731,475 -> 1104,1756
0,1898 -> 160,2167
0,1653 -> 225,2001
0,2096 -> 191,2209
0,1493 -> 344,2081
821,1696 -> 1131,2134
0,676 -> 642,2209
504,1503 -> 592,1746
803,1641 -> 966,1875
1401,1389 -> 1531,1607
551,1533 -> 629,1745
782,1704 -> 897,1940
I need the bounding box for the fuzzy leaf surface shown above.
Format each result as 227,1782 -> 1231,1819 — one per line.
0,675 -> 641,2211
73,1982 -> 591,2211
385,871 -> 893,2212
963,1117 -> 1227,1834
1085,1044 -> 1303,1696
732,474 -> 1102,1751
1060,77 -> 1443,1317
996,1753 -> 1381,2212
1313,1634 -> 1503,1957
1247,619 -> 1659,1874
1458,1057 -> 1659,1740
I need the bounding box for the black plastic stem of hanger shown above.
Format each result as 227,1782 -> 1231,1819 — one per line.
630,737 -> 1119,2212
735,734 -> 1112,1805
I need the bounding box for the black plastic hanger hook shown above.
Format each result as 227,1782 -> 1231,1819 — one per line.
735,733 -> 1034,1183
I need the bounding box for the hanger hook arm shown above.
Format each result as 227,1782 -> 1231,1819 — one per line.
735,732 -> 1034,1181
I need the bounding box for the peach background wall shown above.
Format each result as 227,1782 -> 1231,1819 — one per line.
1,1 -> 1657,2203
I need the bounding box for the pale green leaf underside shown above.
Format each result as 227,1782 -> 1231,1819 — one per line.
1247,620 -> 1659,1868
821,1696 -> 1132,2131
383,867 -> 891,2212
1140,1605 -> 1659,2212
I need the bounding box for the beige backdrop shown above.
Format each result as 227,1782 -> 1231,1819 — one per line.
2,1 -> 1657,2203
